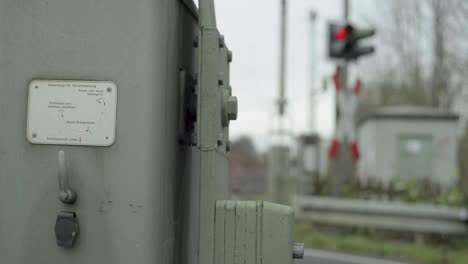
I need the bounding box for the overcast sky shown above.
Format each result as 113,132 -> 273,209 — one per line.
213,0 -> 377,150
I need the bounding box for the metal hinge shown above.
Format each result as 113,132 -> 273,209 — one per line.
178,69 -> 198,146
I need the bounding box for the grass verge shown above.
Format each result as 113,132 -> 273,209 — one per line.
295,224 -> 468,264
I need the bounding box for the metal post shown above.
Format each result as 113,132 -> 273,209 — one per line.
267,0 -> 290,204
308,12 -> 324,196
309,11 -> 317,133
267,145 -> 291,204
342,0 -> 349,89
331,0 -> 350,197
315,138 -> 321,194
278,0 -> 287,117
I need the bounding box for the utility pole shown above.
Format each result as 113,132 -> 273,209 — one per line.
331,0 -> 350,197
267,0 -> 291,204
278,0 -> 288,118
309,11 -> 318,133
306,11 -> 322,195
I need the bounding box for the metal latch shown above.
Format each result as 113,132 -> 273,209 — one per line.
58,150 -> 77,204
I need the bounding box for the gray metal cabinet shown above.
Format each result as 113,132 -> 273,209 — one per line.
0,1 -> 297,264
0,1 -> 198,263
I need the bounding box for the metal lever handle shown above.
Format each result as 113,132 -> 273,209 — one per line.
58,150 -> 77,204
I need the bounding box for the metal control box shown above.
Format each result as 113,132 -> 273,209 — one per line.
0,1 -> 201,263
215,201 -> 295,264
0,1 -> 297,264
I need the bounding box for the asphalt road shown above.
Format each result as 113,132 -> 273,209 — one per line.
295,249 -> 410,264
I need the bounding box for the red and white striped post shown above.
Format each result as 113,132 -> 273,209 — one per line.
329,69 -> 362,161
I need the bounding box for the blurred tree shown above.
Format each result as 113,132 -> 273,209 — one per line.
429,0 -> 468,110
357,0 -> 468,204
358,0 -> 467,108
230,136 -> 258,162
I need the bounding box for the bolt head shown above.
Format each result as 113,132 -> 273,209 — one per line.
226,96 -> 238,121
217,133 -> 224,147
219,35 -> 225,48
217,73 -> 225,86
293,243 -> 305,259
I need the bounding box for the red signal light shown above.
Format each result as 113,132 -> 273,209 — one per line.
335,27 -> 349,41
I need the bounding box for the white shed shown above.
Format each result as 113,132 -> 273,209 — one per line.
358,106 -> 459,187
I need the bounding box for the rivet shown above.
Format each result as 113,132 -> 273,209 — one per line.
217,133 -> 224,147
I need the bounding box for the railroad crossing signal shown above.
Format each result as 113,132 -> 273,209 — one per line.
328,23 -> 376,60
329,69 -> 362,161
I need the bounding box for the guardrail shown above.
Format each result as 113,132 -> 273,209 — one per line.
292,195 -> 468,235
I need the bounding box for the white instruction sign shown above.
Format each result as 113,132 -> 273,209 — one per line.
27,80 -> 117,146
